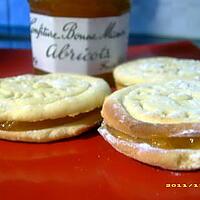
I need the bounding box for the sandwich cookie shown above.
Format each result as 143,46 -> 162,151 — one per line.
0,73 -> 111,142
99,80 -> 200,170
114,57 -> 200,89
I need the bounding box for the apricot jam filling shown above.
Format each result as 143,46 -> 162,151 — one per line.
0,109 -> 100,131
106,125 -> 200,149
115,82 -> 127,89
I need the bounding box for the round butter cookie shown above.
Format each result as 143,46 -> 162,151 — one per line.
99,80 -> 200,170
0,73 -> 111,142
114,57 -> 200,89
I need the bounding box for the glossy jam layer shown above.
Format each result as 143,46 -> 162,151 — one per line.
115,82 -> 127,89
107,125 -> 200,149
0,109 -> 100,131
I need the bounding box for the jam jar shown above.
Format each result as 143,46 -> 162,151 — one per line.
29,0 -> 130,82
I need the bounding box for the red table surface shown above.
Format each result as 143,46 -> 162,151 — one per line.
0,41 -> 200,200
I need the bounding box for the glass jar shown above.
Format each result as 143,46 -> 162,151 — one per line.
29,0 -> 130,83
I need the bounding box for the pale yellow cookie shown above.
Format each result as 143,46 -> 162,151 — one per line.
99,80 -> 200,170
0,73 -> 111,142
114,57 -> 200,89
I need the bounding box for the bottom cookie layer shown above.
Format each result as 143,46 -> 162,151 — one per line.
98,123 -> 200,170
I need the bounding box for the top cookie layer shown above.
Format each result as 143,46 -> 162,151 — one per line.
123,80 -> 200,124
114,57 -> 200,86
102,80 -> 200,138
0,73 -> 111,122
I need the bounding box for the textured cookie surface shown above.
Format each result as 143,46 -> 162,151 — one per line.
109,80 -> 200,124
0,73 -> 111,122
114,57 -> 200,87
123,80 -> 200,124
102,80 -> 200,138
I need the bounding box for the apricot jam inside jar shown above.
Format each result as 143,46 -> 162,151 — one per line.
29,0 -> 131,83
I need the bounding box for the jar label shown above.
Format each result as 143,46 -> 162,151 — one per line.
30,13 -> 129,74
